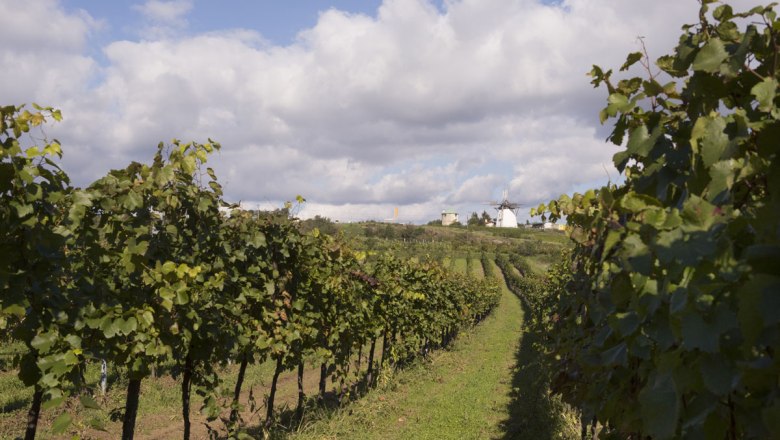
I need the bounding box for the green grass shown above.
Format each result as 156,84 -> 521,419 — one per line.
0,356 -> 286,439
284,258 -> 534,439
523,256 -> 549,275
276,256 -> 580,439
451,257 -> 468,274
469,256 -> 484,279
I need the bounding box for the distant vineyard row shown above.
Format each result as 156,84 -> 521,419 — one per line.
0,104 -> 501,439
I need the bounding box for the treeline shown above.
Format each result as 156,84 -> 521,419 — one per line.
532,3 -> 780,439
0,105 -> 501,439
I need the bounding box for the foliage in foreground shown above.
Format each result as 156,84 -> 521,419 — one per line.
533,2 -> 780,438
0,104 -> 501,439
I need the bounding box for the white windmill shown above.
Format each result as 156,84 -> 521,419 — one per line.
487,190 -> 521,228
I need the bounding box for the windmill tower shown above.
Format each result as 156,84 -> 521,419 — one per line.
384,207 -> 399,223
488,190 -> 521,228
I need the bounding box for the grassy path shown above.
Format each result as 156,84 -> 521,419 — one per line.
288,259 -> 524,439
469,256 -> 485,279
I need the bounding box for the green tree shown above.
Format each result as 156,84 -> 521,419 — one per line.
467,211 -> 480,226
300,214 -> 337,235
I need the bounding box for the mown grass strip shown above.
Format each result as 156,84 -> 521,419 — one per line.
285,258 -> 524,440
452,257 -> 468,274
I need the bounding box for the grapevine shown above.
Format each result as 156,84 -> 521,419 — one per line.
533,2 -> 780,438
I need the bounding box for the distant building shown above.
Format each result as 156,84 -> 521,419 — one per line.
441,209 -> 459,226
490,190 -> 520,228
496,207 -> 518,228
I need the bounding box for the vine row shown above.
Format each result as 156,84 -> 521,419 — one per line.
0,105 -> 501,439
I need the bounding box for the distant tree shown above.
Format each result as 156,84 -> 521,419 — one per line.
400,225 -> 425,241
449,221 -> 462,227
427,219 -> 442,226
481,210 -> 493,224
300,215 -> 337,235
380,224 -> 396,239
254,207 -> 290,222
467,212 -> 480,226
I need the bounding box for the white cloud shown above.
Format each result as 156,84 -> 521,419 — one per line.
134,0 -> 192,24
0,0 -> 99,126
132,0 -> 193,38
0,0 -> 761,223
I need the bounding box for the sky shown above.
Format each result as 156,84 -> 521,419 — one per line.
0,0 -> 759,223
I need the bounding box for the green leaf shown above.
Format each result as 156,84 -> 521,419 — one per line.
125,189 -> 143,210
670,288 -> 687,314
605,93 -> 635,116
41,396 -> 64,410
611,312 -> 639,336
699,354 -> 734,396
30,331 -> 57,353
751,77 -> 778,112
197,197 -> 211,212
141,310 -> 154,326
176,290 -> 190,305
713,4 -> 733,21
601,342 -> 627,366
12,201 -> 34,219
620,191 -> 662,212
2,303 -> 26,317
71,189 -> 92,208
620,52 -> 643,71
51,412 -> 72,434
182,155 -> 196,174
127,239 -> 149,256
625,124 -> 662,158
639,371 -> 679,439
681,196 -> 717,230
161,261 -> 177,274
79,394 -> 101,410
643,79 -> 664,96
681,312 -> 719,353
706,160 -> 735,200
692,38 -> 728,72
602,230 -> 622,259
89,417 -> 107,431
119,317 -> 138,335
691,114 -> 729,168
738,274 -> 780,344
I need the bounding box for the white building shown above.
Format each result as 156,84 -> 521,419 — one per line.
496,207 -> 518,228
491,190 -> 520,228
441,210 -> 459,226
